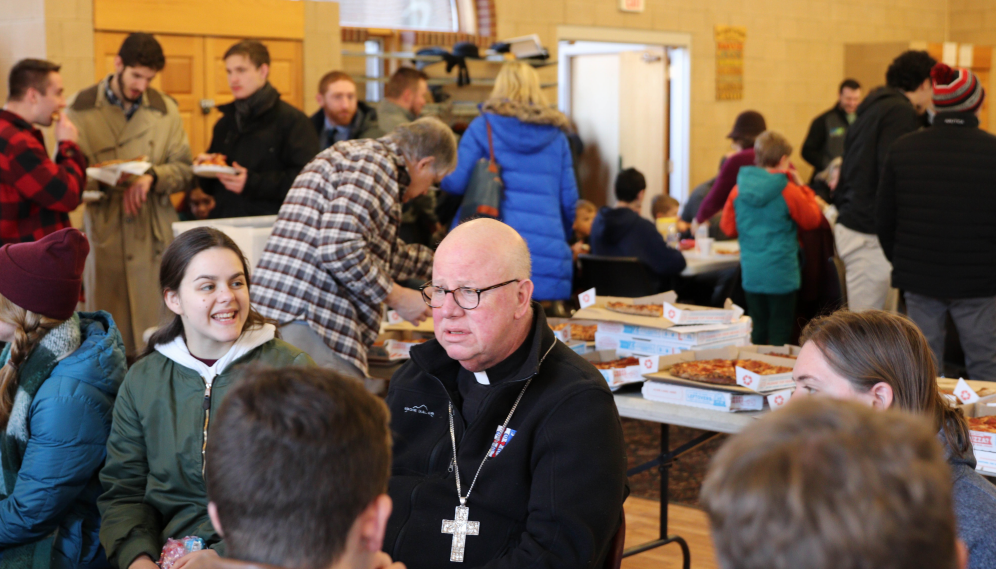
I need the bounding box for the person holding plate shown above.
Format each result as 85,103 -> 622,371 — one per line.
196,40 -> 318,219
66,32 -> 193,357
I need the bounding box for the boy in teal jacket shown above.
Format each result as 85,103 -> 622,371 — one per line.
721,131 -> 823,345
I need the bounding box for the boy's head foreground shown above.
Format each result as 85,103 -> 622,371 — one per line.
701,396 -> 966,569
206,366 -> 392,569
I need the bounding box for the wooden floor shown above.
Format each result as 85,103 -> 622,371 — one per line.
621,497 -> 718,569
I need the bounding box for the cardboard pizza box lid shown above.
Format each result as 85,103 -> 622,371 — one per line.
643,347 -> 797,395
572,291 -> 678,329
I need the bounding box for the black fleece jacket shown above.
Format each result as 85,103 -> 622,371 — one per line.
200,86 -> 319,218
384,305 -> 627,569
834,86 -> 921,234
877,111 -> 996,298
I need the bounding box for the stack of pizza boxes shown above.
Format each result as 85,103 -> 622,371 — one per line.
370,311 -> 435,364
571,290 -> 752,358
954,380 -> 996,477
639,346 -> 796,413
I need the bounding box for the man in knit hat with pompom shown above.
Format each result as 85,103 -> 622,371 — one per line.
877,62 -> 996,382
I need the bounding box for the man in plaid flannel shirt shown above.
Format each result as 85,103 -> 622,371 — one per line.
0,59 -> 85,245
252,117 -> 457,377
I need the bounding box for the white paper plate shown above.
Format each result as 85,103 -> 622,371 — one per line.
82,190 -> 104,203
193,164 -> 238,178
85,161 -> 152,185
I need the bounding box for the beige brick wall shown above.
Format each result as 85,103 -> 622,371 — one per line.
0,1 -> 48,102
495,0 -> 947,190
949,0 -> 996,44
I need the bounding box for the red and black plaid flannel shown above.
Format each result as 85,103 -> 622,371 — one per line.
0,109 -> 86,244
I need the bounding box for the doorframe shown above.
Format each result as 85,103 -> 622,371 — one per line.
556,26 -> 691,203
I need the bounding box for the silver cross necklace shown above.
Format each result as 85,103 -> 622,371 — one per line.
443,377 -> 531,562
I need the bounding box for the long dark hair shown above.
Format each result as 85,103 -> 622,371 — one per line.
800,310 -> 970,455
141,227 -> 269,359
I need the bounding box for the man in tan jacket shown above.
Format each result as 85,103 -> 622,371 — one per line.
66,32 -> 193,356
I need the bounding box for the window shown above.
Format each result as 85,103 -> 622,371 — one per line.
337,0 -> 458,32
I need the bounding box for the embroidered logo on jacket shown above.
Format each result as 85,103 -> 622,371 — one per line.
404,404 -> 435,417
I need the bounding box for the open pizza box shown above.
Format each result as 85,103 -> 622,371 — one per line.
959,394 -> 996,475
547,317 -> 599,344
572,290 -> 744,329
643,346 -> 796,395
582,350 -> 659,391
959,394 -> 996,453
86,159 -> 153,186
367,316 -> 435,363
369,330 -> 432,363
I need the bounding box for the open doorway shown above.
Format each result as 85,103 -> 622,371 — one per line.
557,27 -> 691,219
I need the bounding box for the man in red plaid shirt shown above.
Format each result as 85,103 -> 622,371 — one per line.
0,59 -> 86,244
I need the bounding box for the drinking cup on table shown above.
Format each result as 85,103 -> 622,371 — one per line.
697,237 -> 714,255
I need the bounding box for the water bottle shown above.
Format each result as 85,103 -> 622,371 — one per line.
666,223 -> 680,249
695,222 -> 709,243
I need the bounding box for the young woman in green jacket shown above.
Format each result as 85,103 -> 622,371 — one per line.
97,228 -> 314,569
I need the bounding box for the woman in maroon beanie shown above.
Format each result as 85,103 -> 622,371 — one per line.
0,227 -> 127,569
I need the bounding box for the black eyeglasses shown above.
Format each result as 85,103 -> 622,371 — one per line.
419,279 -> 520,310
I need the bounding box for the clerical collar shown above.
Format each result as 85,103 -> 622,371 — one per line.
479,324 -> 536,385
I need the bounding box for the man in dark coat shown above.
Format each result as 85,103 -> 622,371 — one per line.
384,219 -> 627,569
310,71 -> 383,150
198,40 -> 319,218
877,63 -> 996,381
832,50 -> 935,311
801,78 -> 861,182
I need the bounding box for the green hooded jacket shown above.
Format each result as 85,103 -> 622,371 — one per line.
97,337 -> 313,569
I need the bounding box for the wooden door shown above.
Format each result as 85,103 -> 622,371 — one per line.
204,37 -> 305,139
153,35 -> 206,156
570,54 -> 620,207
618,50 -> 668,219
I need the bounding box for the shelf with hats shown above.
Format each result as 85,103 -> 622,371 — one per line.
346,74 -> 557,89
340,50 -> 558,68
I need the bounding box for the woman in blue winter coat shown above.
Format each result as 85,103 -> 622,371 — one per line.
0,228 -> 126,569
441,61 -> 579,301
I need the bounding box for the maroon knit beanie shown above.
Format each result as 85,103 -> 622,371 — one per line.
0,228 -> 89,320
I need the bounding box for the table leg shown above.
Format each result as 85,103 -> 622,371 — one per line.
622,423 -> 719,569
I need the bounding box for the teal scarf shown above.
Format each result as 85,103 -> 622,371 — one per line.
0,314 -> 80,569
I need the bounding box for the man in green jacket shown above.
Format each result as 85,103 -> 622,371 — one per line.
376,68 -> 430,134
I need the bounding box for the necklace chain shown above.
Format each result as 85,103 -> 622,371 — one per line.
448,377 -> 531,504
447,339 -> 555,505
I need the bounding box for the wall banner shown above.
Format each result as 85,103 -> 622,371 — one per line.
715,25 -> 746,101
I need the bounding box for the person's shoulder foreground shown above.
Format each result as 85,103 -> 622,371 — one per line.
951,459 -> 996,569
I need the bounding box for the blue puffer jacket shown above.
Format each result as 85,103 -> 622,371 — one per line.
442,101 -> 578,300
0,311 -> 125,569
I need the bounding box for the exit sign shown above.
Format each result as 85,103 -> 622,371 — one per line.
620,0 -> 644,12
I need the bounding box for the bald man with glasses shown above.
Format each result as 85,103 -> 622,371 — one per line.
384,218 -> 627,569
